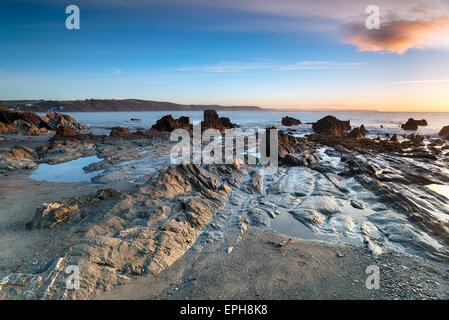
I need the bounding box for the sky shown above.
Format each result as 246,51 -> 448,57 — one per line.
0,0 -> 449,111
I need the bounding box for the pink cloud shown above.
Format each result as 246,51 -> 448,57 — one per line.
343,15 -> 449,54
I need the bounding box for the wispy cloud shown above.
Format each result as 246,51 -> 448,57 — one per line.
393,78 -> 449,84
278,61 -> 365,71
174,60 -> 365,73
172,61 -> 276,73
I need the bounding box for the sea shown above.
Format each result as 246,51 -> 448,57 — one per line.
43,110 -> 449,137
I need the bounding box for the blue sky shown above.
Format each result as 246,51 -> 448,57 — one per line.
1,0 -> 449,110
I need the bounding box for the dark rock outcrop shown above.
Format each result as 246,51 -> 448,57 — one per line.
282,116 -> 301,126
408,133 -> 424,145
312,115 -> 351,136
151,115 -> 191,132
109,126 -> 132,138
0,107 -> 85,135
201,110 -> 237,133
347,125 -> 368,139
41,112 -> 85,131
265,127 -> 302,158
0,121 -> 18,133
0,145 -> 38,172
415,119 -> 428,126
55,125 -> 78,138
401,118 -> 427,131
0,106 -> 46,128
264,127 -> 320,166
360,125 -> 368,136
439,126 -> 449,139
390,134 -> 398,142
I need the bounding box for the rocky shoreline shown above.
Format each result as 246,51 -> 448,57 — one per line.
1,107 -> 449,299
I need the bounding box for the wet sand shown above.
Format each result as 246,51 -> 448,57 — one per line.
0,170 -> 135,276
96,228 -> 449,300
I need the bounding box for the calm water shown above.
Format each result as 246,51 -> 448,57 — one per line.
29,156 -> 103,182
40,111 -> 449,137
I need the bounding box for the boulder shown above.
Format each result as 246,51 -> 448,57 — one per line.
312,115 -> 351,136
151,115 -> 191,132
55,125 -> 78,138
282,116 -> 301,126
439,126 -> 449,139
109,126 -> 131,138
26,203 -> 79,230
401,118 -> 427,131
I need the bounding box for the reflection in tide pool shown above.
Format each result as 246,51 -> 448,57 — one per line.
29,156 -> 103,183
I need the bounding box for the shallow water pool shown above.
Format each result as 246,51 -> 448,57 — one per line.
29,156 -> 103,183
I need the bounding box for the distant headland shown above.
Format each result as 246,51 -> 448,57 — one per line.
0,99 -> 264,112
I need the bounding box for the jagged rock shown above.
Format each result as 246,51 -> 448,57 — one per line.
110,126 -> 131,138
277,130 -> 297,157
201,110 -> 237,133
0,145 -> 37,172
0,108 -> 84,135
151,115 -> 191,132
282,154 -> 305,166
390,134 -> 398,142
55,125 -> 78,138
439,126 -> 449,139
26,126 -> 48,136
408,133 -> 424,145
312,115 -> 351,136
26,203 -> 79,230
347,125 -> 367,139
264,127 -> 307,158
401,118 -> 427,131
250,170 -> 264,193
13,119 -> 33,131
1,145 -> 35,161
41,112 -> 85,131
282,152 -> 322,167
0,122 -> 18,133
95,188 -> 122,200
282,116 -> 301,126
360,125 -> 368,136
0,106 -> 45,128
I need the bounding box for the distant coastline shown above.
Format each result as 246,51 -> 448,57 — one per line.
0,99 -> 385,113
0,99 -> 263,112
